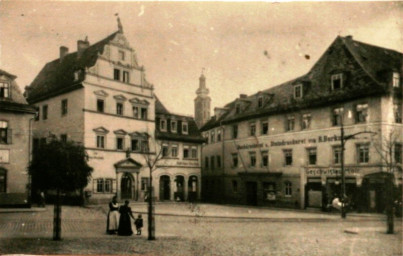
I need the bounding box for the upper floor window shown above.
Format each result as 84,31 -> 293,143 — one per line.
119,50 -> 125,61
61,99 -> 68,116
132,106 -> 139,118
301,113 -> 311,130
333,146 -> 342,165
355,104 -> 368,123
284,149 -> 293,166
331,73 -> 343,90
394,143 -> 402,164
293,84 -> 303,99
171,144 -> 178,157
162,144 -> 169,157
332,107 -> 343,126
0,81 -> 10,98
182,122 -> 188,134
160,120 -> 167,131
307,147 -> 317,165
232,125 -> 238,139
261,151 -> 269,167
191,147 -> 197,158
261,121 -> 269,135
258,96 -> 264,108
217,129 -> 222,142
131,139 -> 139,151
286,116 -> 295,132
171,121 -> 177,133
42,105 -> 48,120
97,99 -> 104,113
96,135 -> 105,148
0,121 -> 9,144
249,152 -> 256,167
394,102 -> 402,123
210,130 -> 215,143
116,103 -> 124,115
232,153 -> 238,168
114,69 -> 120,81
183,146 -> 190,159
250,123 -> 256,136
34,107 -> 40,121
357,144 -> 370,163
116,137 -> 124,150
140,108 -> 147,120
393,72 -> 400,87
123,71 -> 130,83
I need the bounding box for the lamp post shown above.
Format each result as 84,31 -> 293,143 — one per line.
339,109 -> 376,219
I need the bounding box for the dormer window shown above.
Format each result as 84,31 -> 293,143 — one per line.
235,104 -> 241,114
258,96 -> 264,108
293,84 -> 303,99
331,73 -> 343,90
393,72 -> 400,87
119,50 -> 125,61
160,119 -> 167,131
171,120 -> 177,133
182,121 -> 188,134
0,81 -> 10,98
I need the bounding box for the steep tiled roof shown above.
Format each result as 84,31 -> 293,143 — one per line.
155,96 -> 205,143
27,32 -> 119,103
0,69 -> 35,113
200,36 -> 402,131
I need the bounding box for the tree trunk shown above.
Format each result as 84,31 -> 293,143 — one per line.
53,189 -> 62,241
386,177 -> 394,234
147,184 -> 155,240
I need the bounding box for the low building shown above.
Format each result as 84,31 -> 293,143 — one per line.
0,69 -> 36,206
155,97 -> 205,201
199,36 -> 402,212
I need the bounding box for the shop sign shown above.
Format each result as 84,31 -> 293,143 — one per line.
0,150 -> 9,163
88,151 -> 104,160
306,168 -> 359,176
176,161 -> 199,167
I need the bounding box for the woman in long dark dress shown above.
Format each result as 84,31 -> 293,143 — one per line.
106,196 -> 119,234
118,200 -> 135,236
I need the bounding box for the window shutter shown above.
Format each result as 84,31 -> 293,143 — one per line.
112,179 -> 117,193
7,129 -> 12,144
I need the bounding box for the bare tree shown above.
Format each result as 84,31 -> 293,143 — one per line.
141,134 -> 164,240
373,129 -> 402,234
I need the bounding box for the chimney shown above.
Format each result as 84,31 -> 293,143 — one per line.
345,35 -> 353,40
77,37 -> 89,58
59,46 -> 69,62
240,94 -> 247,99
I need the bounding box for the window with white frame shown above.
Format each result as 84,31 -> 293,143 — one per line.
286,116 -> 295,131
284,181 -> 292,196
0,81 -> 10,98
307,147 -> 317,165
171,144 -> 178,157
301,113 -> 311,130
357,144 -> 370,163
217,129 -> 221,142
140,108 -> 147,120
393,72 -> 400,87
284,149 -> 293,166
141,177 -> 149,191
114,69 -> 120,81
116,137 -> 124,150
331,73 -> 343,90
182,121 -> 188,134
355,104 -> 368,123
95,178 -> 114,193
250,122 -> 256,136
162,144 -> 169,157
191,147 -> 197,158
249,152 -> 256,167
96,135 -> 105,148
132,106 -> 139,118
160,119 -> 167,131
171,120 -> 177,133
332,107 -> 343,126
333,146 -> 342,164
116,102 -> 124,115
294,84 -> 303,99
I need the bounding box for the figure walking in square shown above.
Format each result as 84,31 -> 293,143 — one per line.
134,214 -> 143,235
106,196 -> 120,234
118,200 -> 135,236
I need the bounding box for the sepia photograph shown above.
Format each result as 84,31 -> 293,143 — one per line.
0,1 -> 402,255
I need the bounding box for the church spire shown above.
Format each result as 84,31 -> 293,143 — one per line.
194,69 -> 211,128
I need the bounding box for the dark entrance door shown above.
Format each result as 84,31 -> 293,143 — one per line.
121,173 -> 133,199
246,182 -> 258,206
160,176 -> 170,201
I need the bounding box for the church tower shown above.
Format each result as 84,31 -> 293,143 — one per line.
194,71 -> 211,128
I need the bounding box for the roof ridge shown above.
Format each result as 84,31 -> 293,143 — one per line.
348,37 -> 403,55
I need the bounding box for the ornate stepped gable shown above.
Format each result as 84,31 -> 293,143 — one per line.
200,36 -> 402,131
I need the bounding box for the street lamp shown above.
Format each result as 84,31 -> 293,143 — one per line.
339,109 -> 376,219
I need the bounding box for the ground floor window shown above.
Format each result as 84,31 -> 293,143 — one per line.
94,178 -> 114,193
263,182 -> 276,201
284,181 -> 292,196
141,177 -> 149,191
0,168 -> 6,193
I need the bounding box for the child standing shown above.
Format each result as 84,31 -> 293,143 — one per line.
134,214 -> 143,235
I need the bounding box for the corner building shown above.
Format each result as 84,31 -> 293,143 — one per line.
199,36 -> 402,212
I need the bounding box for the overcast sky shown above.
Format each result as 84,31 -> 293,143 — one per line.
0,1 -> 402,116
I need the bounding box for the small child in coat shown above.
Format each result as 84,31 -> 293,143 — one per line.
134,214 -> 143,235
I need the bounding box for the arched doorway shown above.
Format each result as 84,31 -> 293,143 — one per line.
174,176 -> 184,201
121,173 -> 134,199
188,176 -> 198,202
159,175 -> 170,201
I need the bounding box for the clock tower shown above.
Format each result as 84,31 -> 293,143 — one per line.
194,71 -> 211,128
